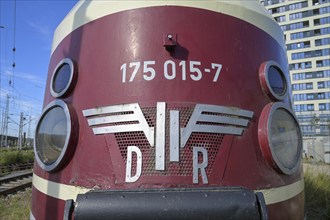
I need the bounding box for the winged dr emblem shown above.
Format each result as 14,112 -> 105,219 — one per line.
83,102 -> 254,183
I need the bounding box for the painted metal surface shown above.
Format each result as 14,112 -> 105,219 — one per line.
37,5 -> 295,188
31,2 -> 304,220
51,1 -> 284,54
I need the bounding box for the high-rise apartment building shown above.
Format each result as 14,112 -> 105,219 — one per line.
260,0 -> 330,162
260,0 -> 330,163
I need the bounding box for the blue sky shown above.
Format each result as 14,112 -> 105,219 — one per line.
0,0 -> 77,138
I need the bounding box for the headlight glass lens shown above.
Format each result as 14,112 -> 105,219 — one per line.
268,66 -> 286,96
53,63 -> 71,94
36,106 -> 67,165
270,108 -> 301,169
35,100 -> 73,171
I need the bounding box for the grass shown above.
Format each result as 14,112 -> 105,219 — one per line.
304,169 -> 330,219
0,189 -> 31,220
0,148 -> 35,177
0,148 -> 34,166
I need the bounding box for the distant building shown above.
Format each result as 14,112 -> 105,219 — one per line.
0,135 -> 18,147
0,134 -> 33,148
260,0 -> 330,163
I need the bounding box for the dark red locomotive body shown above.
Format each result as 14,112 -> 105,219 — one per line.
31,1 -> 304,219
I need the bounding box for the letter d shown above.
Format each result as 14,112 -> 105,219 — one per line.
125,146 -> 142,183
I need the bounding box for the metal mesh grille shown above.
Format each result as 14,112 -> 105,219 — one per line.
114,107 -> 224,177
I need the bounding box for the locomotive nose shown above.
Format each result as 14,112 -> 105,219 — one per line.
31,1 -> 304,219
65,187 -> 268,220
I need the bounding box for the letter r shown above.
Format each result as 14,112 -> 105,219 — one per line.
193,147 -> 208,184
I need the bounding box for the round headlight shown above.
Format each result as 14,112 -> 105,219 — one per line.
259,61 -> 288,101
258,102 -> 302,175
34,100 -> 76,172
50,58 -> 76,98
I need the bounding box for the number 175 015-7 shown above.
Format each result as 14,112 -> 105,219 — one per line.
120,60 -> 222,83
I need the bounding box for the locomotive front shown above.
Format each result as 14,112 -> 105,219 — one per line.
31,1 -> 304,219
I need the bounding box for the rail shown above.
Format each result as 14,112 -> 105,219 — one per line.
0,171 -> 33,196
0,162 -> 34,176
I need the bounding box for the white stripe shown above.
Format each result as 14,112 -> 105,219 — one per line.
32,173 -> 90,201
52,0 -> 284,54
33,172 -> 304,205
30,211 -> 36,220
255,178 -> 305,205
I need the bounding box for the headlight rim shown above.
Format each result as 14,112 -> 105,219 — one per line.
34,100 -> 74,172
50,58 -> 76,98
259,60 -> 288,101
258,102 -> 302,175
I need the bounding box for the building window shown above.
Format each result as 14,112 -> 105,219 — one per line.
291,51 -> 313,60
316,59 -> 330,67
270,6 -> 286,14
317,92 -> 325,99
319,82 -> 330,89
288,21 -> 309,31
292,82 -> 313,91
321,27 -> 330,34
307,104 -> 314,111
320,114 -> 330,122
322,49 -> 330,55
320,125 -> 330,134
291,52 -> 303,60
313,0 -> 330,6
289,61 -> 312,70
293,93 -> 307,101
275,15 -> 286,22
287,41 -> 310,50
316,72 -> 323,78
306,73 -> 313,79
280,25 -> 286,31
315,50 -> 323,57
307,94 -> 315,100
293,71 -> 330,80
325,70 -> 330,77
289,11 -> 310,20
291,50 -> 329,60
314,17 -> 330,26
291,32 -> 303,40
312,7 -> 330,15
297,115 -> 314,123
292,73 -> 306,80
319,6 -> 330,14
300,125 -> 315,135
326,91 -> 330,98
294,104 -> 318,112
318,82 -> 325,88
315,38 -> 330,46
306,83 -> 313,89
326,81 -> 330,88
289,1 -> 308,10
291,28 -> 330,40
319,103 -> 330,111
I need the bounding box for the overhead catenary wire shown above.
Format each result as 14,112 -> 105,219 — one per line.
10,0 -> 17,88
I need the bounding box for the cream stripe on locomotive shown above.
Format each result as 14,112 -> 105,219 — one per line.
52,0 -> 284,54
32,172 -> 304,205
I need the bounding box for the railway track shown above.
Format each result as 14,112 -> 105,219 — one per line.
0,170 -> 33,196
0,162 -> 34,176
